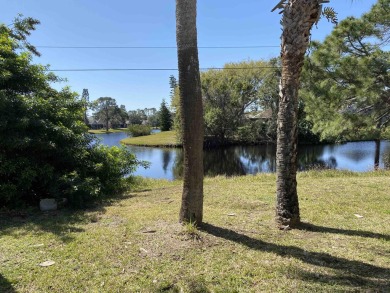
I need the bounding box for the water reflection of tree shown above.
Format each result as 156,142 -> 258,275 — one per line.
204,148 -> 247,177
162,150 -> 172,173
238,145 -> 277,172
297,145 -> 337,171
383,145 -> 390,170
172,147 -> 247,179
169,142 -> 390,179
329,141 -> 385,170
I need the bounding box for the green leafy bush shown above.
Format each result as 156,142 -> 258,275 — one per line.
127,124 -> 151,137
237,121 -> 267,144
0,18 -> 146,208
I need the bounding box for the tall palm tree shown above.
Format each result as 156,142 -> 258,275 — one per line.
176,0 -> 204,224
272,0 -> 327,228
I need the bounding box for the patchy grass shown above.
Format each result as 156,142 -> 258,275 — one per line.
1,171 -> 390,292
88,128 -> 127,134
121,130 -> 180,147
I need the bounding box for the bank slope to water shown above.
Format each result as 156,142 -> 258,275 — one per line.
88,128 -> 127,134
1,170 -> 389,292
120,130 -> 181,147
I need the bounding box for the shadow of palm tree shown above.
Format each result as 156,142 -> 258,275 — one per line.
0,182 -> 152,243
0,209 -> 91,243
200,223 -> 390,289
298,222 -> 390,241
0,274 -> 16,293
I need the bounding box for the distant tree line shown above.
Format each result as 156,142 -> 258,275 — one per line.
88,97 -> 172,133
169,59 -> 321,148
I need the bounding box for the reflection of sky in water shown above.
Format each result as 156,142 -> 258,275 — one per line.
126,146 -> 178,180
95,133 -> 390,180
94,132 -> 177,179
319,141 -> 389,172
94,132 -> 128,147
234,145 -> 276,173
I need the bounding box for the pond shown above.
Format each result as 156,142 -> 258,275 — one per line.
94,132 -> 390,180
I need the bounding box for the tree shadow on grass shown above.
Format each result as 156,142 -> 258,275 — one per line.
0,208 -> 93,243
298,222 -> 390,241
0,176 -> 154,243
0,274 -> 16,293
200,223 -> 390,290
0,188 -> 150,243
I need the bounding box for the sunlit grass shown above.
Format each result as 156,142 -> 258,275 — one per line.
120,130 -> 180,147
1,170 -> 389,292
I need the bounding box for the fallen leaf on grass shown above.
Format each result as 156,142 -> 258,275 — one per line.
354,214 -> 364,218
227,213 -> 236,216
39,260 -> 55,267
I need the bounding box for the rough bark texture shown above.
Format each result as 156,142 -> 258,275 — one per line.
276,0 -> 321,228
176,0 -> 204,224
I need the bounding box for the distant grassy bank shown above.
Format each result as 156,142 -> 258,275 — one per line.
1,170 -> 389,292
88,128 -> 127,134
120,130 -> 180,147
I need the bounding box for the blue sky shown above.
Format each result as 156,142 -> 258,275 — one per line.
1,0 -> 377,110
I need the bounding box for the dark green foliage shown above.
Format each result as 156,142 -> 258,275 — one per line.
81,89 -> 90,125
159,99 -> 172,131
7,14 -> 41,56
62,145 -> 142,207
169,75 -> 178,98
0,17 -> 143,208
237,120 -> 268,144
297,101 -> 321,144
171,59 -> 317,145
201,61 -> 268,143
91,97 -> 119,131
147,111 -> 160,128
114,105 -> 129,128
322,7 -> 338,25
128,110 -> 145,125
302,0 -> 390,142
126,124 -> 151,137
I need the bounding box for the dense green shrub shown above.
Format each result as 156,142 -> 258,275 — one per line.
237,121 -> 268,144
0,17 -> 145,208
126,124 -> 151,137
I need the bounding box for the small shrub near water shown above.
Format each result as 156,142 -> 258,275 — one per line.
127,125 -> 152,137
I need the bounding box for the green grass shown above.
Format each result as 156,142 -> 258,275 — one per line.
121,130 -> 180,147
1,171 -> 390,292
88,128 -> 127,134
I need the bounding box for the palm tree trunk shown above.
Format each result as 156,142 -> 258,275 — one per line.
176,0 -> 204,224
276,1 -> 321,228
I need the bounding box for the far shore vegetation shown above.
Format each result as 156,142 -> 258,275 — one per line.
121,130 -> 180,147
88,128 -> 127,134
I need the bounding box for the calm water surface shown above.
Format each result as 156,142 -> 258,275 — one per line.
94,132 -> 390,180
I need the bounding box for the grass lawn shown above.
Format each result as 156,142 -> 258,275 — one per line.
121,130 -> 180,147
1,170 -> 390,292
88,128 -> 127,134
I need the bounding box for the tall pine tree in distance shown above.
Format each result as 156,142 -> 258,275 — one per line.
159,99 -> 172,131
81,89 -> 89,126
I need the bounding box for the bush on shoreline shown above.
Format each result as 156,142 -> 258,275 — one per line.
126,124 -> 152,137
